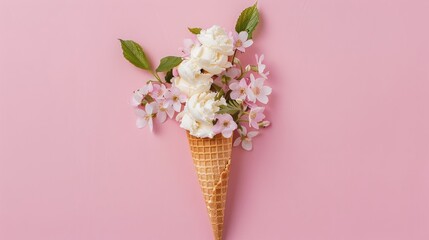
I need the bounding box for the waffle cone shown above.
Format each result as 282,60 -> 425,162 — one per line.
187,131 -> 233,240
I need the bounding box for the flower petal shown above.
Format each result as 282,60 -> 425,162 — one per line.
246,88 -> 256,102
238,31 -> 248,41
257,94 -> 269,104
222,129 -> 233,138
131,94 -> 143,106
250,121 -> 259,129
233,137 -> 242,146
136,117 -> 147,128
157,111 -> 167,123
227,68 -> 240,79
229,120 -> 238,130
262,86 -> 272,95
146,82 -> 154,92
258,64 -> 266,73
255,78 -> 265,87
230,91 -> 241,100
250,73 -> 256,83
240,126 -> 248,135
242,140 -> 253,151
148,118 -> 154,132
243,39 -> 253,48
248,131 -> 259,138
145,102 -> 153,114
239,79 -> 248,88
212,123 -> 223,134
167,108 -> 175,119
229,82 -> 239,90
258,54 -> 264,63
135,108 -> 146,117
173,102 -> 181,112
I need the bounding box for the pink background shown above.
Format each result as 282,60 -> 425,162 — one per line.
1,0 -> 429,239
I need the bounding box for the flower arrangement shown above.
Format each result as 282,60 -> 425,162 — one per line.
119,3 -> 270,240
120,3 -> 271,151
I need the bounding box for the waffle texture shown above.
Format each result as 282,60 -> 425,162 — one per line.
187,131 -> 233,240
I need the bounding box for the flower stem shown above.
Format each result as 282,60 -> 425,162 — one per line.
151,71 -> 163,83
231,49 -> 238,65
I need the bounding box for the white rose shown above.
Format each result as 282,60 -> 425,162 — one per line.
173,59 -> 213,97
191,45 -> 231,75
176,92 -> 226,138
197,25 -> 234,55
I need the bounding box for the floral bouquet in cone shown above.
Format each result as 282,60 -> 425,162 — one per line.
119,3 -> 271,239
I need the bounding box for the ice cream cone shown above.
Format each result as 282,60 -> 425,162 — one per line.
187,131 -> 233,240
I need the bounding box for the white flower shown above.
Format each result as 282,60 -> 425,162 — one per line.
164,87 -> 187,112
233,31 -> 253,52
213,114 -> 237,138
197,25 -> 234,55
233,126 -> 259,151
135,102 -> 158,131
157,101 -> 175,123
131,91 -> 144,107
190,44 -> 231,75
256,54 -> 270,79
179,113 -> 215,138
150,84 -> 167,100
131,83 -> 153,106
176,92 -> 226,138
173,59 -> 213,97
246,74 -> 272,104
229,78 -> 248,100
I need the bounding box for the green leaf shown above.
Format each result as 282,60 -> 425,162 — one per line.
188,27 -> 202,34
215,89 -> 225,101
119,39 -> 151,70
165,69 -> 174,83
235,2 -> 259,39
218,100 -> 242,115
156,56 -> 183,72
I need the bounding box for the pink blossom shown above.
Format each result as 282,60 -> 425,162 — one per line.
131,83 -> 154,106
233,126 -> 259,151
215,67 -> 240,86
229,78 -> 248,100
157,102 -> 175,123
135,102 -> 158,131
172,67 -> 179,77
246,74 -> 272,104
179,38 -> 199,57
213,114 -> 237,138
255,54 -> 270,79
164,87 -> 187,112
244,99 -> 258,109
248,107 -> 265,129
131,92 -> 143,107
233,31 -> 253,52
150,84 -> 167,100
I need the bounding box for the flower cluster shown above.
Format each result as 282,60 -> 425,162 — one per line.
131,83 -> 187,131
121,4 -> 271,150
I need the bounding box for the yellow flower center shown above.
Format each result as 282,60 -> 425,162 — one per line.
223,121 -> 229,127
235,39 -> 243,47
253,87 -> 261,95
250,112 -> 256,120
